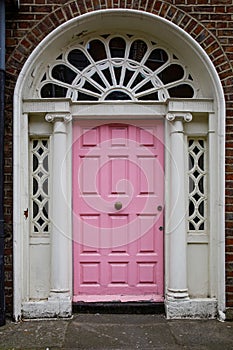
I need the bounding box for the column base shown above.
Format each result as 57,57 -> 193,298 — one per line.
22,292 -> 72,319
166,288 -> 189,301
165,298 -> 217,319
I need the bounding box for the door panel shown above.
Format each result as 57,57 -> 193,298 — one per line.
73,121 -> 164,301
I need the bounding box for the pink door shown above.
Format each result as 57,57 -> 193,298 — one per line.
73,121 -> 164,302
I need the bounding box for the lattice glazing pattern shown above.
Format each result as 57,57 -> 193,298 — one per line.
39,34 -> 196,101
31,139 -> 50,234
188,139 -> 207,231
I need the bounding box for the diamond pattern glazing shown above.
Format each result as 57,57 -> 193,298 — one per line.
30,139 -> 50,235
188,139 -> 207,232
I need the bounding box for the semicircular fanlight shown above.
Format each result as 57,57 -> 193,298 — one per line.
39,34 -> 197,101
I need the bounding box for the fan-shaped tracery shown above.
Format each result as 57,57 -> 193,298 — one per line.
39,34 -> 197,102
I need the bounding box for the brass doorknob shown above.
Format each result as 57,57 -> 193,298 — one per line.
115,201 -> 123,210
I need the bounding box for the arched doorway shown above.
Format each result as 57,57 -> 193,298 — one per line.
13,10 -> 225,319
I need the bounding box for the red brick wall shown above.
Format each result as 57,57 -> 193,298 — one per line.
4,0 -> 233,314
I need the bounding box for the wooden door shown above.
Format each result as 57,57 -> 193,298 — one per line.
73,121 -> 164,301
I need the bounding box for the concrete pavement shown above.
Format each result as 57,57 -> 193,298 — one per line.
0,313 -> 232,349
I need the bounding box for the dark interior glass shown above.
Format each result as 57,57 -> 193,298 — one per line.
77,92 -> 98,101
41,83 -> 67,98
138,92 -> 158,101
105,91 -> 131,100
145,49 -> 168,71
68,49 -> 90,71
109,37 -> 126,58
114,67 -> 122,84
135,81 -> 154,94
88,39 -> 107,61
123,69 -> 134,86
129,40 -> 147,62
52,65 -> 76,84
158,64 -> 184,84
168,84 -> 194,98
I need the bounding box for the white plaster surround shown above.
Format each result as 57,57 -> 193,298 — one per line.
13,10 -> 225,320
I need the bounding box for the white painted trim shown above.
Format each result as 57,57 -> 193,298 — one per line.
22,99 -> 214,116
166,115 -> 191,301
13,104 -> 24,321
13,9 -> 225,320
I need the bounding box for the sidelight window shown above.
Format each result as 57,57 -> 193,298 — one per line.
188,138 -> 207,232
30,138 -> 50,235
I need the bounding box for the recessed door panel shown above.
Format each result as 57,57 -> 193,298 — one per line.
73,121 -> 164,300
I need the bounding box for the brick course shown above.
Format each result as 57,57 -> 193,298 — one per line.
4,0 -> 233,314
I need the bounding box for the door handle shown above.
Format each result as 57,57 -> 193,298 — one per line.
115,201 -> 123,210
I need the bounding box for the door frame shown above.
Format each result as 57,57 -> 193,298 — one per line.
15,98 -> 222,319
72,119 -> 165,301
13,10 -> 225,320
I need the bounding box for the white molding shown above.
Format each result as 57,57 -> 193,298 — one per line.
45,113 -> 72,123
23,99 -> 71,114
167,99 -> 214,113
187,234 -> 209,244
13,9 -> 225,320
166,112 -> 192,122
22,98 -> 214,116
166,118 -> 189,301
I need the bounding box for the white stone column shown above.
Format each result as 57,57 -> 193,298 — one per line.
166,112 -> 192,302
45,113 -> 72,317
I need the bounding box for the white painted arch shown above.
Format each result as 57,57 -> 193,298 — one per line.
13,9 -> 225,320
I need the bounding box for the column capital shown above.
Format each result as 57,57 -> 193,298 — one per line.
45,113 -> 72,123
166,112 -> 192,122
